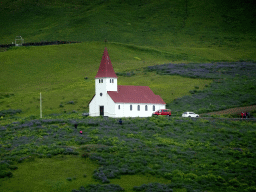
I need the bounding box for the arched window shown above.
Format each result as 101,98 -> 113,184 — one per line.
118,105 -> 120,110
112,79 -> 114,83
145,105 -> 148,111
153,105 -> 155,111
110,79 -> 111,83
101,79 -> 103,83
99,79 -> 101,83
137,105 -> 140,111
130,105 -> 132,111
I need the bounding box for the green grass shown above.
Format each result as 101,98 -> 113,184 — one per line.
0,0 -> 255,56
118,72 -> 211,105
0,1 -> 256,191
0,155 -> 172,192
0,115 -> 255,191
0,155 -> 99,192
0,0 -> 255,117
1,42 -> 212,117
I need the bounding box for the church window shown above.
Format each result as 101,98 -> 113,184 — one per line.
130,105 -> 132,111
153,105 -> 155,111
118,105 -> 120,109
100,93 -> 103,96
99,79 -> 100,83
137,105 -> 140,111
101,79 -> 103,83
112,79 -> 114,83
145,105 -> 148,111
110,79 -> 111,83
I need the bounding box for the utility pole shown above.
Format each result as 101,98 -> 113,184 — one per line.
40,92 -> 42,118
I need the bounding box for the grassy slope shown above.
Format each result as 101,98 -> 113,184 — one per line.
0,115 -> 255,192
1,1 -> 256,192
1,0 -> 255,117
0,42 -> 212,117
0,0 -> 255,51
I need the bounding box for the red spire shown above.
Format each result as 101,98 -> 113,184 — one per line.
95,48 -> 117,78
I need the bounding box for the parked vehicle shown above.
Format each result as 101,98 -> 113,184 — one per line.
182,112 -> 199,117
152,109 -> 171,116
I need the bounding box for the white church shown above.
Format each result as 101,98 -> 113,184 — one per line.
89,48 -> 166,117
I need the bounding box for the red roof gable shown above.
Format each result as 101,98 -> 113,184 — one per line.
95,48 -> 117,78
108,85 -> 165,104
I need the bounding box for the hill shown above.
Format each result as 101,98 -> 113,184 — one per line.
0,115 -> 256,191
0,1 -> 256,191
0,0 -> 256,117
0,0 -> 255,50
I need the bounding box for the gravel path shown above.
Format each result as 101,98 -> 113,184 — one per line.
202,105 -> 256,116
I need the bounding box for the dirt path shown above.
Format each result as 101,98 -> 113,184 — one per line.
202,105 -> 256,115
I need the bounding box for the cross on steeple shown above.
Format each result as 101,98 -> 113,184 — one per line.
104,39 -> 107,47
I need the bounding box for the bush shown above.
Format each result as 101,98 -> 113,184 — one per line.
133,183 -> 173,192
73,184 -> 124,192
0,109 -> 22,117
9,165 -> 18,170
0,170 -> 13,178
81,153 -> 89,159
66,177 -> 72,181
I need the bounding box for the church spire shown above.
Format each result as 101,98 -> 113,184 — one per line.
95,48 -> 117,78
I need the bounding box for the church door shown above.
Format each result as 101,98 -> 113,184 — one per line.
100,106 -> 104,116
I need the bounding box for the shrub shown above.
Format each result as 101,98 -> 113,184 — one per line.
9,165 -> 18,170
47,154 -> 52,158
81,153 -> 89,159
66,177 -> 72,181
245,186 -> 256,192
0,170 -> 13,178
163,172 -> 172,179
0,109 -> 22,117
133,183 -> 173,192
73,184 -> 124,192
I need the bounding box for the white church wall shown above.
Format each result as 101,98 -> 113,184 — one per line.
89,96 -> 97,116
106,78 -> 117,92
89,92 -> 116,117
114,103 -> 166,118
105,94 -> 115,117
95,77 -> 117,95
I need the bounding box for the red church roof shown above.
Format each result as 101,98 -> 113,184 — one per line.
95,48 -> 117,78
108,85 -> 165,104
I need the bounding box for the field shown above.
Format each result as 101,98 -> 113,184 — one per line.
0,114 -> 256,192
0,0 -> 256,191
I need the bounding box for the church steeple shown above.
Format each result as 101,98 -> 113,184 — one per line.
95,48 -> 117,95
95,48 -> 117,78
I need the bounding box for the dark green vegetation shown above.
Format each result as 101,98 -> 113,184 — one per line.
0,0 -> 255,49
1,0 -> 256,191
145,62 -> 256,116
0,115 -> 256,191
1,0 -> 256,117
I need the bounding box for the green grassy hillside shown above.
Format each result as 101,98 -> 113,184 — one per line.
0,115 -> 255,191
0,0 -> 256,117
0,0 -> 255,50
0,1 -> 256,191
0,42 -> 212,117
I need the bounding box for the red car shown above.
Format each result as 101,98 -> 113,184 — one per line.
152,109 -> 171,116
